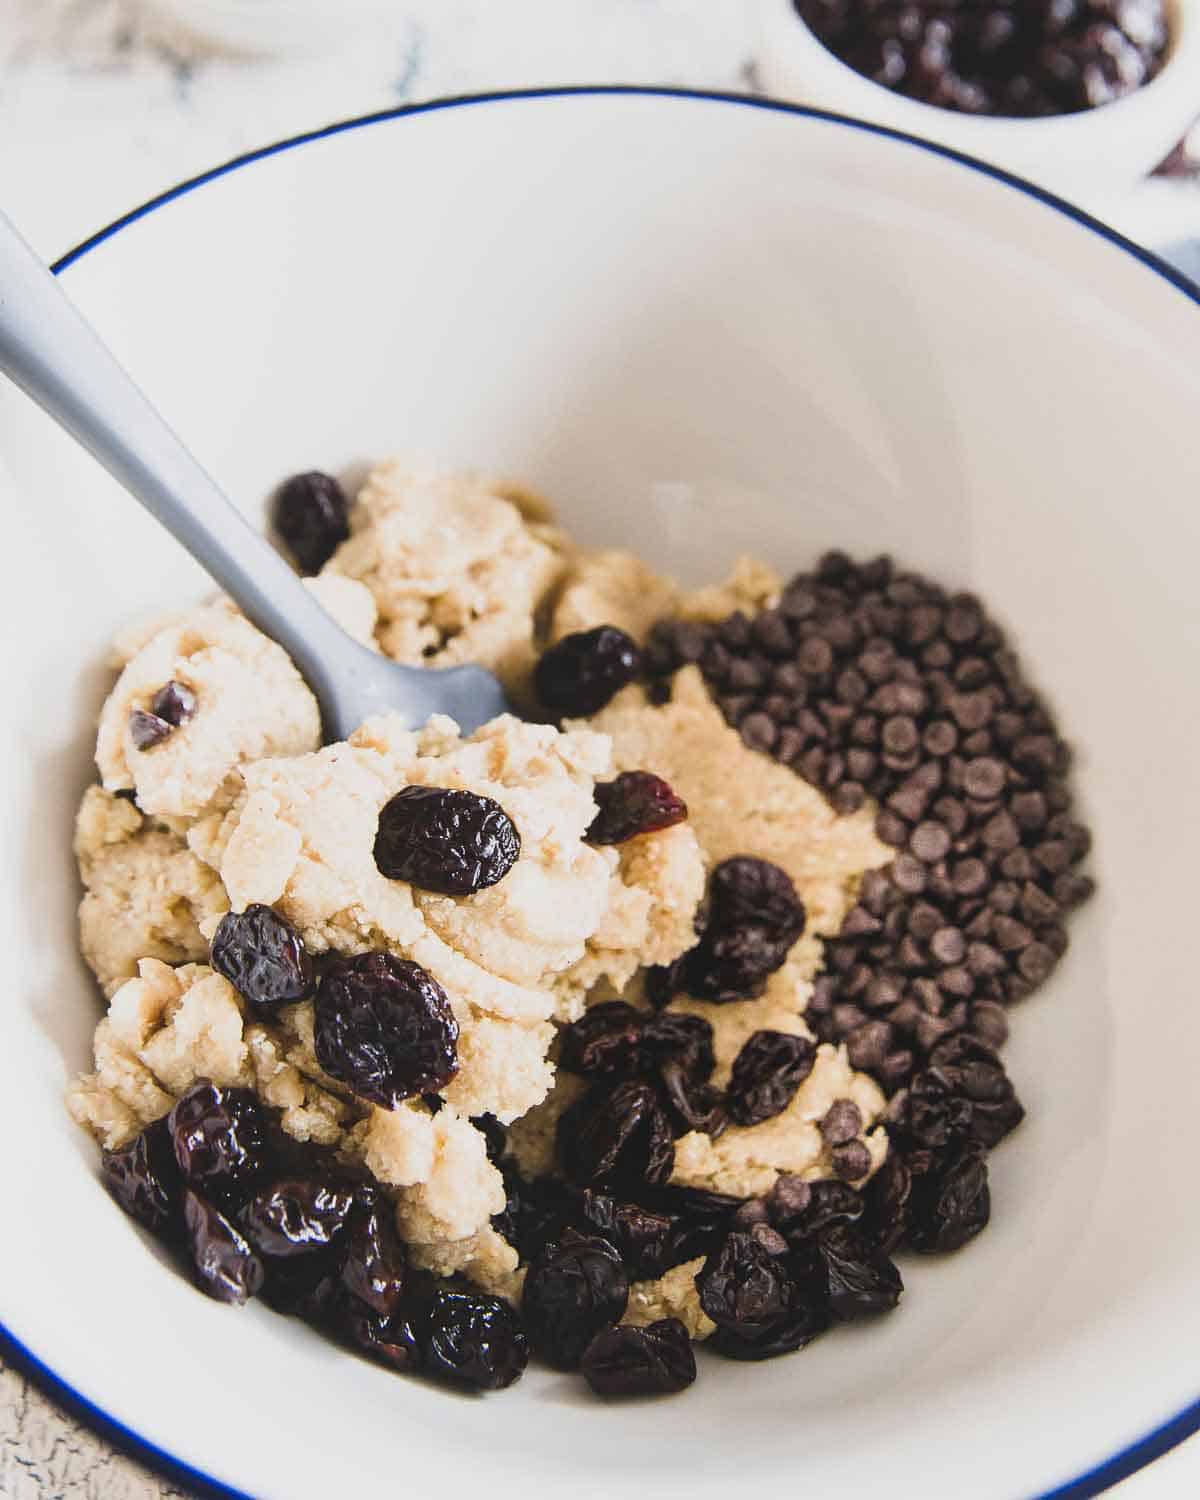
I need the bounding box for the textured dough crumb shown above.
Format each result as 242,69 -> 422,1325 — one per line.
623,1258 -> 715,1340
325,460 -> 569,701
94,603 -> 321,820
75,788 -> 229,997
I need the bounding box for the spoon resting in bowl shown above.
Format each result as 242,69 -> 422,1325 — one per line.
0,209 -> 512,741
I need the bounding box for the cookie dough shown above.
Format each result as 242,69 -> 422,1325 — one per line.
324,461 -> 569,700
95,603 -> 321,821
75,787 -> 228,997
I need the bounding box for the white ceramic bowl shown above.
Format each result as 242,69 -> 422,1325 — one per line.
3,89 -> 1200,1500
757,0 -> 1200,195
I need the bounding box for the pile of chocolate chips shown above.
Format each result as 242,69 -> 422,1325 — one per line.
647,550 -> 1094,1095
794,0 -> 1170,117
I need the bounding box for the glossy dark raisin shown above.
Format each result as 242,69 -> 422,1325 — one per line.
656,1058 -> 728,1138
493,1168 -> 580,1263
906,1139 -> 991,1253
578,1191 -> 676,1280
209,904 -> 314,1018
773,1178 -> 864,1237
581,1318 -> 697,1396
169,1080 -> 267,1195
273,470 -> 350,574
816,1223 -> 903,1319
258,1249 -> 338,1317
183,1189 -> 264,1304
420,1288 -> 529,1390
313,952 -> 458,1107
340,1192 -> 408,1318
642,1012 -> 716,1079
100,1116 -> 184,1241
644,956 -> 687,1009
534,626 -> 642,716
522,1231 -> 629,1369
683,858 -> 806,1001
697,1231 -> 793,1334
558,1002 -> 647,1077
858,1152 -> 912,1255
586,772 -> 687,844
726,1031 -> 817,1126
337,1294 -> 422,1372
473,1113 -> 508,1165
373,786 -> 520,895
238,1178 -> 355,1258
636,1184 -> 743,1267
708,856 -> 808,937
926,1033 -> 1025,1148
151,680 -> 196,727
558,1080 -> 674,1192
707,1300 -> 831,1361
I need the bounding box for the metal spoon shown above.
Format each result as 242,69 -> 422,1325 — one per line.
0,210 -> 512,740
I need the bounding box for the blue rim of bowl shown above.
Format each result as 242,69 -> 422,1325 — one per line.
10,82 -> 1195,1500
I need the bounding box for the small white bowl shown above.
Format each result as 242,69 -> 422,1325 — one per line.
3,88 -> 1200,1500
757,0 -> 1200,194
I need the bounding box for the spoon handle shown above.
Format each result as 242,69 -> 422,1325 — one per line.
0,209 -> 352,706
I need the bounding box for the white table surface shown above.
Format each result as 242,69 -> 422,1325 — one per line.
1,3 -> 1197,1496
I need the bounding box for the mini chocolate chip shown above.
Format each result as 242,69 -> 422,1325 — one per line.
877,1050 -> 915,1088
922,720 -> 958,756
982,810 -> 1020,853
129,709 -> 171,750
951,858 -> 988,896
891,853 -> 926,894
915,1013 -> 957,1052
949,692 -> 992,731
962,757 -> 1005,799
912,977 -> 945,1015
858,869 -> 893,915
907,604 -> 942,644
968,1001 -> 1009,1048
831,1141 -> 872,1181
992,915 -> 1033,952
1043,924 -> 1069,959
733,1199 -> 771,1229
832,1004 -> 867,1033
887,780 -> 931,823
1011,790 -> 1048,831
151,680 -> 197,727
865,974 -> 902,1010
1018,942 -> 1056,984
882,716 -> 919,755
876,811 -> 910,848
1000,848 -> 1036,881
907,903 -> 942,941
896,935 -> 926,972
850,714 -> 880,746
922,641 -> 953,670
931,797 -> 968,837
987,882 -> 1019,914
820,1100 -> 864,1145
841,906 -> 883,939
930,927 -> 966,965
750,1223 -> 790,1256
910,821 -> 951,863
967,942 -> 1006,977
740,713 -> 778,753
1053,872 -> 1096,908
846,1021 -> 893,1071
753,611 -> 794,658
832,782 -> 866,814
798,637 -> 834,676
945,598 -> 982,644
1034,840 -> 1072,874
767,1174 -> 812,1223
940,967 -> 975,999
777,728 -> 806,763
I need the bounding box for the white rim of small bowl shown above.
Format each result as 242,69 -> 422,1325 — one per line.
760,0 -> 1200,164
12,85 -> 1200,1500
